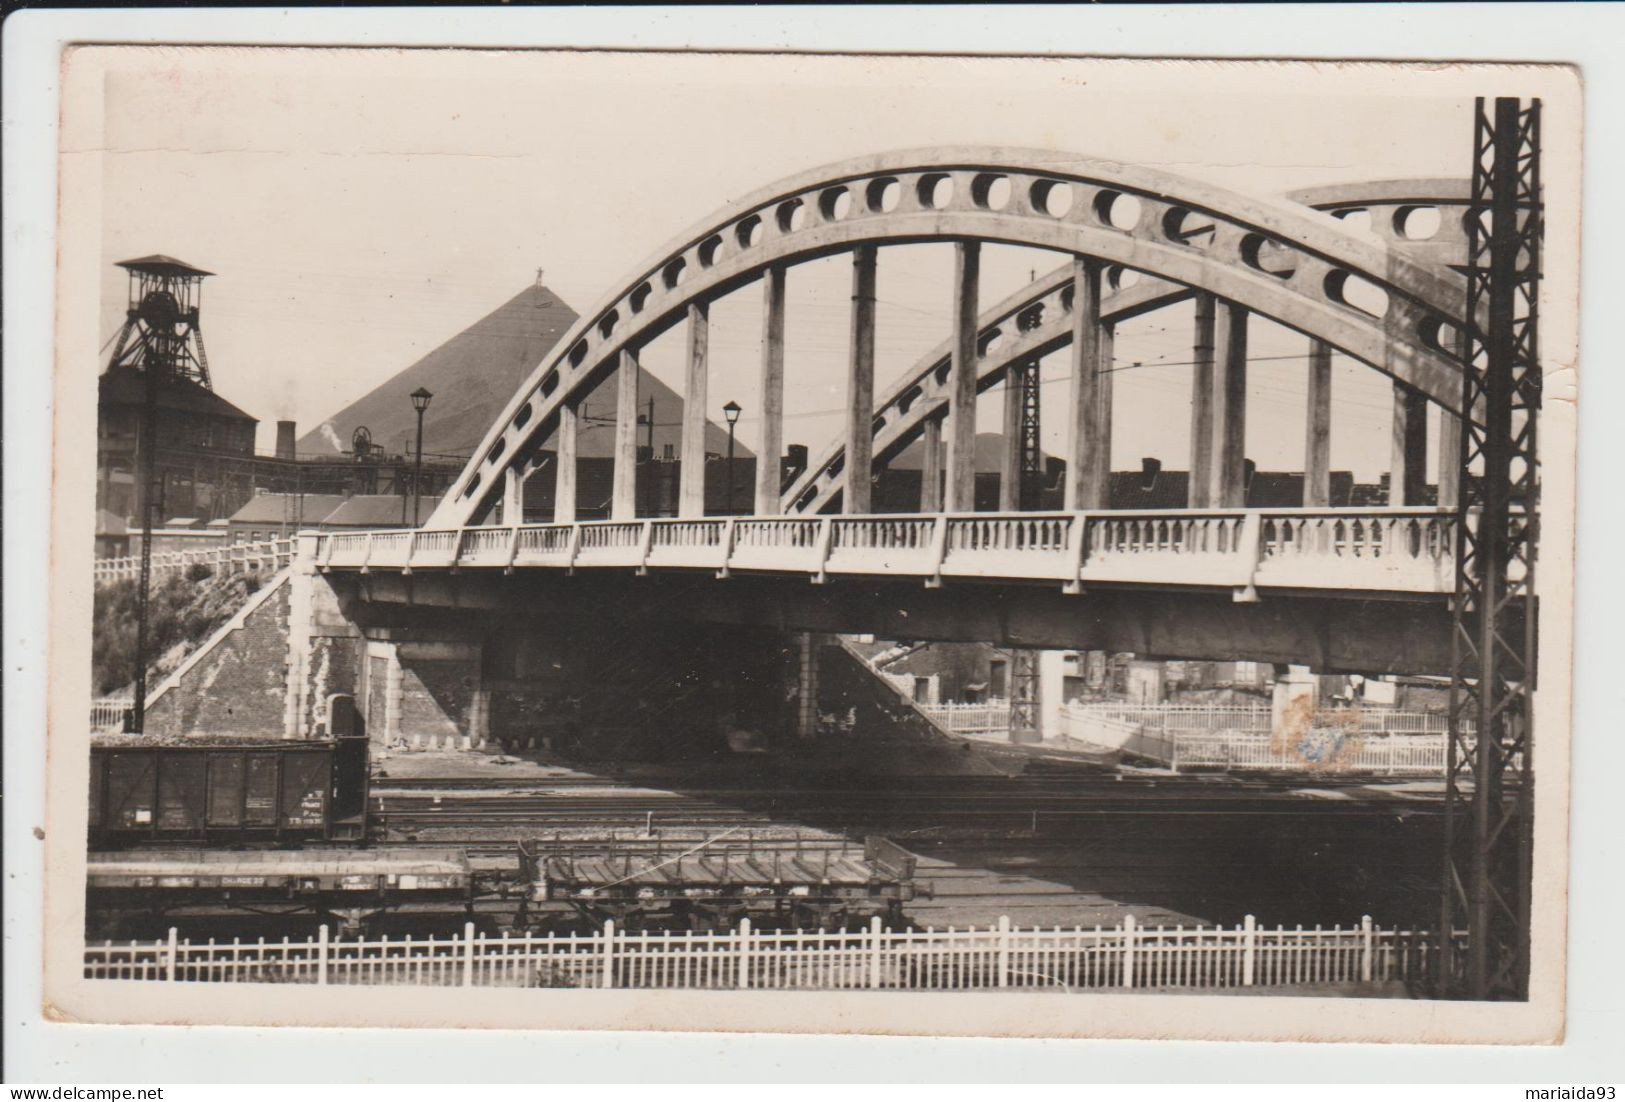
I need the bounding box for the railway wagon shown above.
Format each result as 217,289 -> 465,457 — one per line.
86,847 -> 471,937
88,735 -> 369,847
519,835 -> 924,931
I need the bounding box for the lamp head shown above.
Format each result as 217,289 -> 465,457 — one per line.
722,400 -> 742,426
410,387 -> 434,414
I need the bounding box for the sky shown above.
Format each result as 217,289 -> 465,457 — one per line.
89,49 -> 1474,479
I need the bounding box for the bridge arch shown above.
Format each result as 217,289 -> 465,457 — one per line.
781,178 -> 1475,516
429,150 -> 1471,528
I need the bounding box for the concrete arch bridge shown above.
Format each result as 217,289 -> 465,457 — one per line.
305,151 -> 1505,700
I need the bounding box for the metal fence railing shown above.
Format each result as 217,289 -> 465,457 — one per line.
85,914 -> 1461,991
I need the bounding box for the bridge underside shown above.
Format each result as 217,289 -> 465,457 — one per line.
336,570 -> 1456,675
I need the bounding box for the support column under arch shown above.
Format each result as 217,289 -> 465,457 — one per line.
846,246 -> 878,514
946,241 -> 981,513
679,301 -> 710,519
756,265 -> 787,516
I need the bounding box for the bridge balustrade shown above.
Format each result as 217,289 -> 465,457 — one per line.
827,516 -> 937,575
729,518 -> 826,574
647,520 -> 728,571
1081,512 -> 1256,589
514,525 -> 573,565
314,506 -> 1459,597
1255,511 -> 1454,592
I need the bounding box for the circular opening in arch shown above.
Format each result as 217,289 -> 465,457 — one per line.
1162,206 -> 1215,248
568,340 -> 588,369
1323,269 -> 1390,319
871,414 -> 886,435
971,173 -> 1011,211
1030,179 -> 1074,218
776,197 -> 807,233
1333,207 -> 1377,240
540,370 -> 560,397
1060,284 -> 1076,314
977,328 -> 1004,357
917,173 -> 954,210
697,234 -> 724,268
736,214 -> 764,250
1418,315 -> 1462,356
597,309 -> 619,340
1016,303 -> 1045,332
1240,233 -> 1297,280
1093,190 -> 1141,231
818,186 -> 852,222
662,257 -> 687,290
513,401 -> 533,430
629,282 -> 652,314
866,177 -> 901,214
1393,205 -> 1442,241
486,437 -> 506,465
933,362 -> 951,387
462,471 -> 481,497
898,385 -> 923,414
1106,266 -> 1141,291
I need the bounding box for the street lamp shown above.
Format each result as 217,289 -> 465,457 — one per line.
410,387 -> 433,526
722,400 -> 742,516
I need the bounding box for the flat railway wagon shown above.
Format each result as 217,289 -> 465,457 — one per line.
86,848 -> 472,937
88,735 -> 370,847
519,835 -> 924,931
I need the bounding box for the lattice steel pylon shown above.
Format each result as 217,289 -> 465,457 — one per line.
1008,649 -> 1041,744
1017,357 -> 1044,510
1440,97 -> 1541,1000
1003,357 -> 1045,744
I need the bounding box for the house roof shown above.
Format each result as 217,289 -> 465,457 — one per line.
99,365 -> 258,424
227,493 -> 351,526
322,494 -> 443,527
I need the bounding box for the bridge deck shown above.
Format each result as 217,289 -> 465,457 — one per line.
315,507 -> 1457,598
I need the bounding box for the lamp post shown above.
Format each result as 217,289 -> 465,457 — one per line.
723,400 -> 742,516
410,387 -> 433,526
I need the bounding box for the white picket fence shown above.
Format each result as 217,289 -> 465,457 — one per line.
1092,702 -> 1454,737
1056,703 -> 1467,775
85,914 -> 1460,991
94,538 -> 294,588
1164,731 -> 1448,773
916,700 -> 1012,734
91,697 -> 133,732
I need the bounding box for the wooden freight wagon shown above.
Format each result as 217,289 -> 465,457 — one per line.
87,735 -> 369,846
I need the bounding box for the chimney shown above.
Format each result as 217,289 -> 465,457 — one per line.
276,420 -> 297,461
780,443 -> 809,489
1140,457 -> 1162,492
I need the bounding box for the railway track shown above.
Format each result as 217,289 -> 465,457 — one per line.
371,771 -> 1441,842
